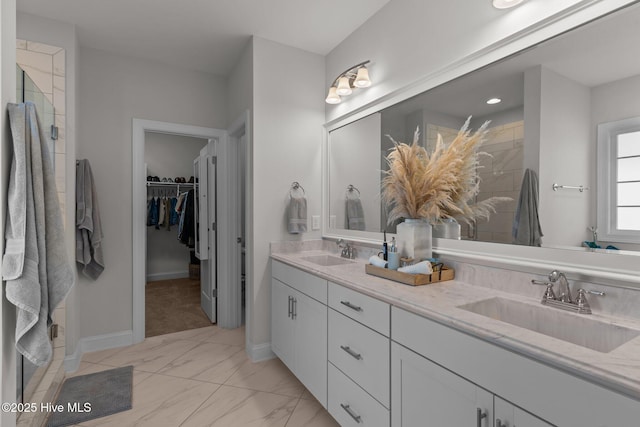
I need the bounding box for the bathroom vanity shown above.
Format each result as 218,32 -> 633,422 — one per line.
270,248 -> 640,427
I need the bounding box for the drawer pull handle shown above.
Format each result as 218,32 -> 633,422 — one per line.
477,408 -> 487,427
288,296 -> 292,318
340,403 -> 362,423
340,300 -> 363,312
340,345 -> 363,360
292,297 -> 297,319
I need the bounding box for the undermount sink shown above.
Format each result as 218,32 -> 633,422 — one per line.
301,255 -> 354,266
458,297 -> 640,353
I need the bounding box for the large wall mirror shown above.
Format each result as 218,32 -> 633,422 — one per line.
325,2 -> 640,270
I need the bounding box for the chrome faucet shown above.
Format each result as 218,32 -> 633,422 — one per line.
336,239 -> 356,259
531,270 -> 605,314
549,270 -> 572,303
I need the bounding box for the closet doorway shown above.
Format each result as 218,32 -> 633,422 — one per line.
132,116 -> 249,344
144,132 -> 209,337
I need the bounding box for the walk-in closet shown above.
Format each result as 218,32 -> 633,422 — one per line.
144,132 -> 211,337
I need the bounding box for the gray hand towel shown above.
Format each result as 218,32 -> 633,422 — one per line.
76,159 -> 105,279
3,102 -> 75,366
512,168 -> 543,246
287,196 -> 307,234
345,198 -> 365,231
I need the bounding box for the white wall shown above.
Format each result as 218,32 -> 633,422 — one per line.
145,133 -> 207,280
251,36 -> 325,353
329,113 -> 381,232
591,74 -> 640,251
325,0 -> 637,123
1,1 -> 17,423
76,47 -> 227,340
538,67 -> 591,248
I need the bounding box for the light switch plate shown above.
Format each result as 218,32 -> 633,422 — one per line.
312,215 -> 320,230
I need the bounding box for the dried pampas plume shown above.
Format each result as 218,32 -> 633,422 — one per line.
381,117 -> 511,225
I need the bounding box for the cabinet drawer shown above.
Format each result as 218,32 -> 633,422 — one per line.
272,260 -> 327,303
328,281 -> 390,335
328,309 -> 390,407
328,363 -> 389,427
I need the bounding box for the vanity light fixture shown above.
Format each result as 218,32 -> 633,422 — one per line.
325,60 -> 372,104
486,97 -> 502,104
493,0 -> 526,9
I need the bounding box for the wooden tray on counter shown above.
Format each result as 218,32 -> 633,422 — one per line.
365,263 -> 454,286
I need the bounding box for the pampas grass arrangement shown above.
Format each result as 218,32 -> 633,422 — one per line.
381,117 -> 510,226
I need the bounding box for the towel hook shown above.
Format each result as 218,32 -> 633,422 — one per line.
290,181 -> 305,198
346,184 -> 361,198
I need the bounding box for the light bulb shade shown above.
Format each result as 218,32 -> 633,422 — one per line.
354,67 -> 371,88
492,0 -> 525,9
325,87 -> 341,104
336,76 -> 352,96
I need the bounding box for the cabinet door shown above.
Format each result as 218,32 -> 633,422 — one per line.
294,291 -> 328,408
495,397 -> 555,427
271,278 -> 294,368
391,342 -> 493,427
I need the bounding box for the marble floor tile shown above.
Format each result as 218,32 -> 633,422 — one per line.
158,342 -> 247,383
156,325 -> 220,343
78,373 -> 219,427
225,358 -> 304,397
203,325 -> 246,346
180,385 -> 298,427
286,397 -> 339,427
300,388 -> 315,400
87,337 -> 200,372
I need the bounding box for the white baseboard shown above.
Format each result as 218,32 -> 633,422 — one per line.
246,342 -> 275,362
64,330 -> 133,373
145,270 -> 189,282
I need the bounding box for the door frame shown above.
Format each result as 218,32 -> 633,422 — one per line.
219,111 -> 250,329
132,118 -> 225,343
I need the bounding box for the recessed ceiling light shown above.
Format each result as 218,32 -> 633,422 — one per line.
486,98 -> 502,105
493,0 -> 525,9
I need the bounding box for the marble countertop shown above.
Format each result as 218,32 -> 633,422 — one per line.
271,249 -> 640,401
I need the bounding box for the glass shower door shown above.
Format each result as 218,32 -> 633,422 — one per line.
15,64 -> 57,403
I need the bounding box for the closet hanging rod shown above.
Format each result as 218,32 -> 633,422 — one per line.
146,181 -> 194,187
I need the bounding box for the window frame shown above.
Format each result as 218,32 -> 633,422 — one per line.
597,117 -> 640,244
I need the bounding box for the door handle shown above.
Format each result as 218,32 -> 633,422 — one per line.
340,403 -> 362,423
292,298 -> 297,319
340,345 -> 363,360
477,408 -> 487,427
288,296 -> 292,318
340,300 -> 363,312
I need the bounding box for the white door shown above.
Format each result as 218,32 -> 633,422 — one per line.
195,150 -> 217,322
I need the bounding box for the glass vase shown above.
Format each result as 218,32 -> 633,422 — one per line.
396,218 -> 432,261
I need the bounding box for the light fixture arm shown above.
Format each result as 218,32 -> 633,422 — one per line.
330,60 -> 371,88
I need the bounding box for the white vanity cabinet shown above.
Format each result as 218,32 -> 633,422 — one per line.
392,306 -> 640,427
327,281 -> 391,426
494,397 -> 554,427
271,261 -> 327,407
391,342 -> 493,426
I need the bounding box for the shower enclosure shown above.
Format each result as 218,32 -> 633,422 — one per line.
15,64 -> 59,404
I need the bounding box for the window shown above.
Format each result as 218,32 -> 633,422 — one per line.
597,118 -> 640,243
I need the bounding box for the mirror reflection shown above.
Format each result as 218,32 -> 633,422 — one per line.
327,4 -> 640,252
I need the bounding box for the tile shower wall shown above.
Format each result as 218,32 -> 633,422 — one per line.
16,39 -> 67,427
426,121 -> 524,244
16,40 -> 66,218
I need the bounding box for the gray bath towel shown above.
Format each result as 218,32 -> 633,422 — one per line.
76,159 -> 105,279
345,198 -> 365,231
287,196 -> 307,234
512,168 -> 543,246
3,102 -> 75,366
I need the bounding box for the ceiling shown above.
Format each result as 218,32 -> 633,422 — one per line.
16,0 -> 391,76
383,2 -> 640,121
